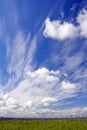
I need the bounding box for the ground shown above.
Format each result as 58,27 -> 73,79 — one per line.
0,118 -> 87,130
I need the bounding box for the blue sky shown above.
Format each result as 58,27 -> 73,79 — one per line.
0,0 -> 87,118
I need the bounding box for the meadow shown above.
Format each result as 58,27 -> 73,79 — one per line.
0,118 -> 87,130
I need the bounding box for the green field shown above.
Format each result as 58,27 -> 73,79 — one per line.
0,118 -> 87,130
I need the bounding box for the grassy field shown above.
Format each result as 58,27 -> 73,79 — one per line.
0,118 -> 87,130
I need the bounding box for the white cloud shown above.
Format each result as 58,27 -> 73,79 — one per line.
57,81 -> 78,101
8,68 -> 59,106
26,68 -> 60,81
43,8 -> 87,40
64,52 -> 84,71
6,31 -> 30,83
60,81 -> 76,92
41,97 -> 57,106
24,35 -> 38,72
77,9 -> 87,38
0,73 -> 85,117
43,18 -> 78,40
0,95 -> 87,118
0,7 -> 86,117
2,30 -> 38,92
6,67 -> 78,111
6,97 -> 19,109
0,92 -> 19,111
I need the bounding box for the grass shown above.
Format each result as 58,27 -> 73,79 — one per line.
0,118 -> 87,130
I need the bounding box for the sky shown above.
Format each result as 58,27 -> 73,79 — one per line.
0,0 -> 87,118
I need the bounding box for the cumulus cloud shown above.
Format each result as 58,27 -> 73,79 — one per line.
0,92 -> 19,110
8,68 -> 60,106
43,8 -> 87,40
5,67 -> 79,115
43,18 -> 78,40
41,97 -> 57,106
26,68 -> 60,82
0,92 -> 87,118
0,69 -> 85,118
0,5 -> 86,118
60,81 -> 76,92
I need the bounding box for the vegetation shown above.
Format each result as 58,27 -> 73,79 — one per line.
0,118 -> 87,130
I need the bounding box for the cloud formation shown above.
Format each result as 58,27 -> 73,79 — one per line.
43,8 -> 87,40
0,2 -> 87,118
77,8 -> 87,38
0,90 -> 87,118
4,67 -> 81,116
43,18 -> 78,40
0,67 -> 81,117
8,68 -> 60,106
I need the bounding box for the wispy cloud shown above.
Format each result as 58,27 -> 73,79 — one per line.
2,31 -> 39,93
63,52 -> 84,72
23,35 -> 37,72
0,1 -> 87,118
7,31 -> 30,81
